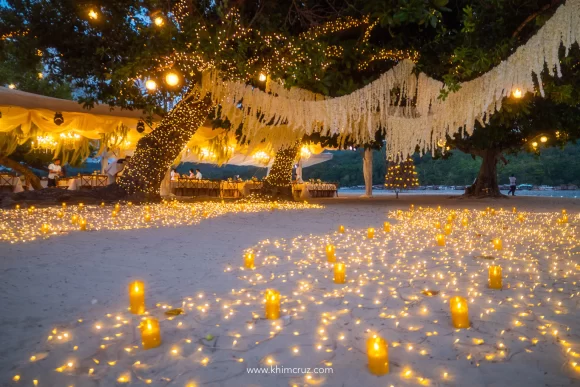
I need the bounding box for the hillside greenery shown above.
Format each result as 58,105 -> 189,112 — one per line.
172,142 -> 580,187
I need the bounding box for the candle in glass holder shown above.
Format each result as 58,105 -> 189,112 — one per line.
70,214 -> 78,224
449,296 -> 470,328
562,209 -> 567,215
244,251 -> 255,269
562,214 -> 568,224
517,214 -> 525,222
338,225 -> 345,233
492,238 -> 502,250
62,203 -> 66,209
264,289 -> 280,319
409,204 -> 414,211
512,207 -> 517,213
78,203 -> 84,210
461,217 -> 468,227
57,210 -> 64,218
41,223 -> 50,234
383,222 -> 391,232
450,210 -> 457,220
367,336 -> 389,375
115,203 -> 120,212
444,224 -> 452,235
436,234 -> 445,246
334,263 -> 346,284
326,244 -> 336,262
79,218 -> 87,231
434,221 -> 441,229
367,228 -> 375,239
129,281 -> 145,314
488,266 -> 502,289
144,213 -> 151,222
437,206 -> 441,212
446,215 -> 453,224
140,318 -> 161,350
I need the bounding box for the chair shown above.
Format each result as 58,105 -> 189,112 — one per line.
95,175 -> 108,188
79,175 -> 96,190
221,180 -> 240,198
0,173 -> 15,193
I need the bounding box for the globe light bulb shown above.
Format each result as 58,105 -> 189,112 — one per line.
154,17 -> 164,26
165,72 -> 180,87
88,9 -> 98,20
532,141 -> 538,148
540,136 -> 547,143
145,79 -> 157,91
259,73 -> 267,82
512,88 -> 522,98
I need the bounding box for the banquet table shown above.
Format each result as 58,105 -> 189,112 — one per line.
170,179 -> 221,197
293,183 -> 337,199
65,175 -> 109,190
170,179 -> 264,198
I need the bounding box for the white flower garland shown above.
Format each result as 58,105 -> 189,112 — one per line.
201,0 -> 580,157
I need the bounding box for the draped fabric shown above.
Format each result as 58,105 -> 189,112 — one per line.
200,0 -> 580,157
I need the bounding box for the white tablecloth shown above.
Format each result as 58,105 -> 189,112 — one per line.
293,183 -> 337,199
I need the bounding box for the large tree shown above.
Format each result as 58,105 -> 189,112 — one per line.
1,0 -> 578,200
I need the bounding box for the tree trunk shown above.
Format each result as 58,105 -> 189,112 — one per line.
118,92 -> 214,199
362,148 -> 373,197
464,149 -> 505,198
262,141 -> 301,200
0,155 -> 43,190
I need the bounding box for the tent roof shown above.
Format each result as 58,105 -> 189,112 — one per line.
0,87 -> 150,120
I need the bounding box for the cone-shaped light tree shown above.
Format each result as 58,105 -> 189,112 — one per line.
385,157 -> 419,198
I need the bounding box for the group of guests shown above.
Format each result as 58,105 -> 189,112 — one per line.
171,168 -> 202,181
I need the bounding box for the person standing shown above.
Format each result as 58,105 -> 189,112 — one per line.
508,174 -> 517,196
47,159 -> 62,187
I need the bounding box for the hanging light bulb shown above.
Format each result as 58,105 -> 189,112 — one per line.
145,79 -> 157,91
540,136 -> 548,143
88,9 -> 98,20
259,73 -> 267,82
512,88 -> 523,99
165,72 -> 180,87
532,141 -> 538,148
154,17 -> 164,26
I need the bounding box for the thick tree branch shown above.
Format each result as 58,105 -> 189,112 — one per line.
512,1 -> 561,39
0,155 -> 43,190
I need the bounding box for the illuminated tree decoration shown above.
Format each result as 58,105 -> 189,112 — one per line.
262,142 -> 301,199
384,157 -> 419,198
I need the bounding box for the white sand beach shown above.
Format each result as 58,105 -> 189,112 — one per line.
1,195 -> 579,387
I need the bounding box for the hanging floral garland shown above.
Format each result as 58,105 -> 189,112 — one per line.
200,0 -> 580,157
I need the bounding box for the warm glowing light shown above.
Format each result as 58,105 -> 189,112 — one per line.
264,289 -> 280,319
532,141 -> 538,148
129,281 -> 145,315
367,337 -> 388,375
140,318 -> 161,350
334,263 -> 346,284
145,79 -> 157,91
450,296 -> 470,328
258,73 -> 267,82
512,88 -> 522,98
165,72 -> 180,87
154,16 -> 164,26
540,136 -> 548,143
88,9 -> 98,19
8,83 -> 16,89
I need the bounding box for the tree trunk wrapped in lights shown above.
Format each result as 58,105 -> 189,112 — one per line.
384,156 -> 419,198
262,141 -> 301,199
118,92 -> 213,199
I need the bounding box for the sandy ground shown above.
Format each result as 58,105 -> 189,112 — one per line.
0,194 -> 579,386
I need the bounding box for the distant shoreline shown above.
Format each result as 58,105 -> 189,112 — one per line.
339,188 -> 580,198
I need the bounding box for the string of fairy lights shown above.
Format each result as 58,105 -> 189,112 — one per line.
6,206 -> 579,386
263,142 -> 301,188
118,93 -> 214,196
0,199 -> 322,243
